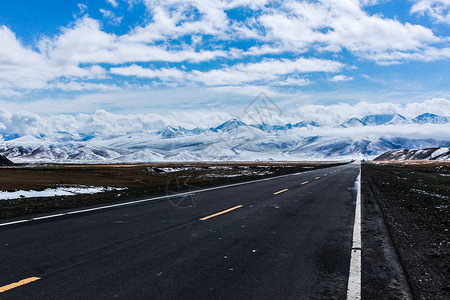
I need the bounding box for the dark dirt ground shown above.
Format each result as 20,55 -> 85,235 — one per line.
0,161 -> 345,219
363,162 -> 450,300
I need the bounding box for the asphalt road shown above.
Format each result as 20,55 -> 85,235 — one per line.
0,162 -> 360,299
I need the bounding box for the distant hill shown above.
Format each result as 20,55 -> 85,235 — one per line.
0,154 -> 14,166
374,147 -> 450,161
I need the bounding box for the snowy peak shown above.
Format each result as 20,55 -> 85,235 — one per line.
293,121 -> 319,128
252,121 -> 318,132
385,114 -> 409,125
374,147 -> 450,161
159,126 -> 187,139
341,117 -> 364,128
412,113 -> 449,125
340,114 -> 408,127
360,114 -> 406,126
253,123 -> 293,132
213,118 -> 248,132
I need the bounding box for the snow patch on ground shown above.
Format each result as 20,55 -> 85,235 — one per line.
411,189 -> 450,200
0,186 -> 127,200
431,147 -> 449,159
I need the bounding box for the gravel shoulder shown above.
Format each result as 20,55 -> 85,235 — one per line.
362,162 -> 450,300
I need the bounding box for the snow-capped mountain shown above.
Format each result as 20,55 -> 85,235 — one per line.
374,147 -> 450,161
412,113 -> 449,125
1,113 -> 449,162
340,114 -> 410,127
341,117 -> 364,128
385,114 -> 409,125
360,114 -> 398,126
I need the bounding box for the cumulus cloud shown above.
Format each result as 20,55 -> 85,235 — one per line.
259,0 -> 440,64
111,64 -> 186,81
0,0 -> 448,97
0,98 -> 449,139
0,25 -> 106,90
0,108 -> 42,135
280,97 -> 450,125
329,75 -> 354,82
111,58 -> 344,86
106,0 -> 119,8
39,17 -> 229,65
0,107 -> 233,138
411,0 -> 450,23
100,9 -> 123,25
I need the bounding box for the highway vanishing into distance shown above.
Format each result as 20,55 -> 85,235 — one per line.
1,162 -> 361,299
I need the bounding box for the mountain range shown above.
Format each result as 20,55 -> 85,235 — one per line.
0,113 -> 449,163
374,147 -> 450,161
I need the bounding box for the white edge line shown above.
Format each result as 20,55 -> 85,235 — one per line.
347,162 -> 362,300
0,166 -> 344,228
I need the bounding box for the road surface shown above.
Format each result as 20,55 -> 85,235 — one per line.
0,162 -> 360,299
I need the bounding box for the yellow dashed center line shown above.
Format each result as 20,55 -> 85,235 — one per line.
301,181 -> 309,185
273,188 -> 289,195
199,205 -> 243,221
315,177 -> 320,180
0,277 -> 40,293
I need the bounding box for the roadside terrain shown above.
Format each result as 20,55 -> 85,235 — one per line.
363,161 -> 450,299
0,161 -> 345,219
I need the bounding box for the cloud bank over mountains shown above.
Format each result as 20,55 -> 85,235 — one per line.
0,97 -> 449,162
0,98 -> 449,137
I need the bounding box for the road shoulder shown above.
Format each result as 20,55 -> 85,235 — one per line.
361,167 -> 412,299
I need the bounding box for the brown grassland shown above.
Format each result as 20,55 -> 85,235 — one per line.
0,161 -> 345,219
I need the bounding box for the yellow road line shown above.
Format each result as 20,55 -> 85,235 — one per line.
199,205 -> 243,221
301,181 -> 309,185
0,277 -> 40,293
315,177 -> 320,180
273,188 -> 289,195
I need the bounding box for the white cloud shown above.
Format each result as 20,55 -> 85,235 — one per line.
1,98 -> 449,142
259,0 -> 439,63
46,82 -> 121,92
0,108 -> 42,135
78,3 -> 88,14
0,0 -> 448,97
0,25 -> 106,90
99,9 -> 123,25
301,123 -> 450,140
364,46 -> 450,64
411,0 -> 450,23
272,76 -> 311,86
282,97 -> 450,125
111,58 -> 343,86
330,75 -> 354,82
39,17 -> 229,65
111,64 -> 186,81
191,58 -> 344,86
106,0 -> 119,8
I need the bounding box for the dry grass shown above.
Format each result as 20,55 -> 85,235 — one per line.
0,161 -> 347,219
0,161 -> 341,191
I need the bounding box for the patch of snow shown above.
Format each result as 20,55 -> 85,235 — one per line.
431,147 -> 449,159
0,186 -> 127,200
411,189 -> 450,200
158,167 -> 196,172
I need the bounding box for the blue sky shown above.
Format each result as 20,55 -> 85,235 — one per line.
0,0 -> 449,116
